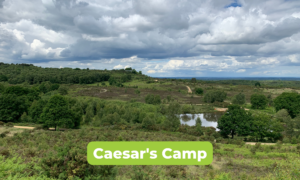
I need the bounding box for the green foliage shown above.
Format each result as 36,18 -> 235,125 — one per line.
135,89 -> 141,95
0,74 -> 8,81
196,117 -> 203,135
145,94 -> 161,105
255,82 -> 261,87
218,105 -> 253,138
20,112 -> 31,122
274,92 -> 300,118
191,78 -> 197,83
164,102 -> 181,131
250,94 -> 268,109
204,90 -> 227,103
232,93 -> 246,105
195,88 -> 204,95
29,99 -> 47,123
182,104 -> 192,114
0,63 -> 110,85
40,95 -> 81,130
3,86 -> 40,101
142,114 -> 156,130
57,86 -> 68,95
0,94 -> 28,122
252,113 -> 283,141
132,69 -> 137,74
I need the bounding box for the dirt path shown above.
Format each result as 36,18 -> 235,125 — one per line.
13,126 -> 35,130
186,86 -> 192,93
246,142 -> 276,145
214,107 -> 250,112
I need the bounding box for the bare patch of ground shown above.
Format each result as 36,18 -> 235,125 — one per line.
13,126 -> 35,130
246,142 -> 276,145
186,86 -> 192,93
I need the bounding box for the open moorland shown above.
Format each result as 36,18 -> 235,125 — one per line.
0,63 -> 300,180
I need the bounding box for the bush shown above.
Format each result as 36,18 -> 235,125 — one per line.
232,93 -> 246,105
250,94 -> 268,109
182,105 -> 192,114
5,122 -> 14,127
58,86 -> 68,95
0,121 -> 4,126
291,137 -> 298,144
142,115 -> 156,130
145,94 -> 161,105
195,88 -> 203,95
274,92 -> 300,118
204,90 -> 227,103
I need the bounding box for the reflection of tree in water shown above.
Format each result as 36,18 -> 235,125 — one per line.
181,114 -> 192,122
203,112 -> 224,122
192,114 -> 195,120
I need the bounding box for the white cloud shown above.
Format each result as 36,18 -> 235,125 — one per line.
236,69 -> 246,73
113,64 -> 123,69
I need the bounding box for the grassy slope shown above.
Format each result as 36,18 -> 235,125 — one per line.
0,128 -> 299,179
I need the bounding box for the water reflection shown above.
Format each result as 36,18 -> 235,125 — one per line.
179,112 -> 224,131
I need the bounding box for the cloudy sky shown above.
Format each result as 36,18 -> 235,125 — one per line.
1,0 -> 300,77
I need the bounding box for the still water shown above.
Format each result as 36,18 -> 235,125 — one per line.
179,112 -> 224,130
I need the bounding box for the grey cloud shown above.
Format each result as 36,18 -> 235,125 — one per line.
1,0 -> 300,77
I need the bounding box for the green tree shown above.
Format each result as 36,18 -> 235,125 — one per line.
191,78 -> 197,84
204,90 -> 227,103
196,117 -> 203,135
232,93 -> 246,105
217,105 -> 253,139
58,86 -> 68,95
164,102 -> 181,131
195,88 -> 204,95
0,94 -> 28,122
29,99 -> 47,123
274,92 -> 300,118
255,82 -> 261,87
40,95 -> 80,130
0,74 -> 8,82
145,94 -> 161,105
274,109 -> 291,123
250,94 -> 268,109
252,113 -> 275,140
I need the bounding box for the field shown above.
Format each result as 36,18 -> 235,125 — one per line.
0,127 -> 299,179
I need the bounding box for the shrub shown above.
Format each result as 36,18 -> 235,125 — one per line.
291,137 -> 298,144
0,121 -> 4,126
5,122 -> 14,127
250,94 -> 268,109
142,115 -> 156,130
145,94 -> 161,105
274,92 -> 300,118
204,90 -> 227,103
135,89 -> 140,95
58,86 -> 68,95
182,105 -> 192,114
195,88 -> 203,95
232,93 -> 246,105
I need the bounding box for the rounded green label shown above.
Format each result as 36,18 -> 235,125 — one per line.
87,141 -> 213,165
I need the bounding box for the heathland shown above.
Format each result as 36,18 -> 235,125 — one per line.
0,63 -> 300,180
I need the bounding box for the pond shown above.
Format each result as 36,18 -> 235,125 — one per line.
179,112 -> 225,131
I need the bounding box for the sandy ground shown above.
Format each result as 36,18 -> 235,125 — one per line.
186,86 -> 192,93
13,126 -> 35,130
214,107 -> 250,112
246,142 -> 276,145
